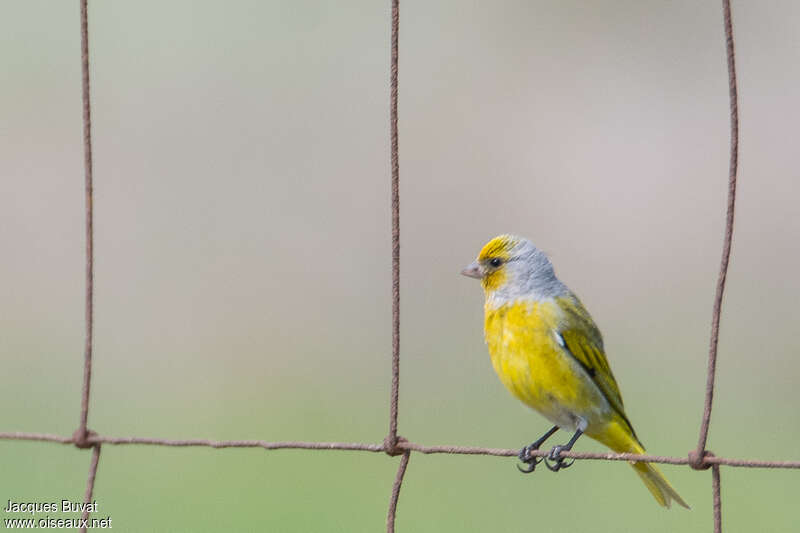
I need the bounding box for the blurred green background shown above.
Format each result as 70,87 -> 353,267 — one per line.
2,1 -> 799,531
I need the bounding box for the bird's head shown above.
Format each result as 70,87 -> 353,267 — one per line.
461,234 -> 565,304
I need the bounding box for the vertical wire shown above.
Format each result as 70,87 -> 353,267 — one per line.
712,465 -> 722,533
79,445 -> 101,533
78,0 -> 95,443
387,0 -> 401,451
386,451 -> 410,533
696,0 -> 739,459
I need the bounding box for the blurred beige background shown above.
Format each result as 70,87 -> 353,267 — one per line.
1,1 -> 798,531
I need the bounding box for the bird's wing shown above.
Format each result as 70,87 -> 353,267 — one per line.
556,295 -> 637,439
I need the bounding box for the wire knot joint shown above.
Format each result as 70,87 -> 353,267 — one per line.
383,435 -> 408,457
688,449 -> 715,470
72,428 -> 97,450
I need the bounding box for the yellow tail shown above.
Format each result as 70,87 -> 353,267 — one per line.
631,459 -> 690,509
597,419 -> 690,509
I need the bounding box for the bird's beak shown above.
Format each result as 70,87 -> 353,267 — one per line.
461,261 -> 483,279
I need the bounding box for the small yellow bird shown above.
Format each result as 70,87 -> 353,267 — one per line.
462,234 -> 688,509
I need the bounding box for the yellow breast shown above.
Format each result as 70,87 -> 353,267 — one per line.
484,298 -> 609,429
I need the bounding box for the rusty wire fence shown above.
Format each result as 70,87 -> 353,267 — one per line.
2,1 -> 800,532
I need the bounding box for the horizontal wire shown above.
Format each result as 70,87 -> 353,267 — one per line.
2,432 -> 798,469
94,436 -> 386,451
0,432 -> 74,444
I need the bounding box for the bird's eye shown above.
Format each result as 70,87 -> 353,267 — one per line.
489,258 -> 503,268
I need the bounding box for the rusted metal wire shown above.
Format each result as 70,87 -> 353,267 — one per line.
712,465 -> 722,533
4,0 -> 795,532
90,436 -> 387,451
695,0 -> 739,465
79,445 -> 101,533
0,432 -> 74,444
2,432 -> 798,470
75,0 -> 94,451
386,451 -> 410,533
386,0 -> 401,457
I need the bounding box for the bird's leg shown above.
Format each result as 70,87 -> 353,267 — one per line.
517,425 -> 560,473
544,428 -> 584,472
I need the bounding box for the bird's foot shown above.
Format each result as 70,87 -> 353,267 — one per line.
515,426 -> 561,474
516,444 -> 543,473
544,445 -> 575,472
